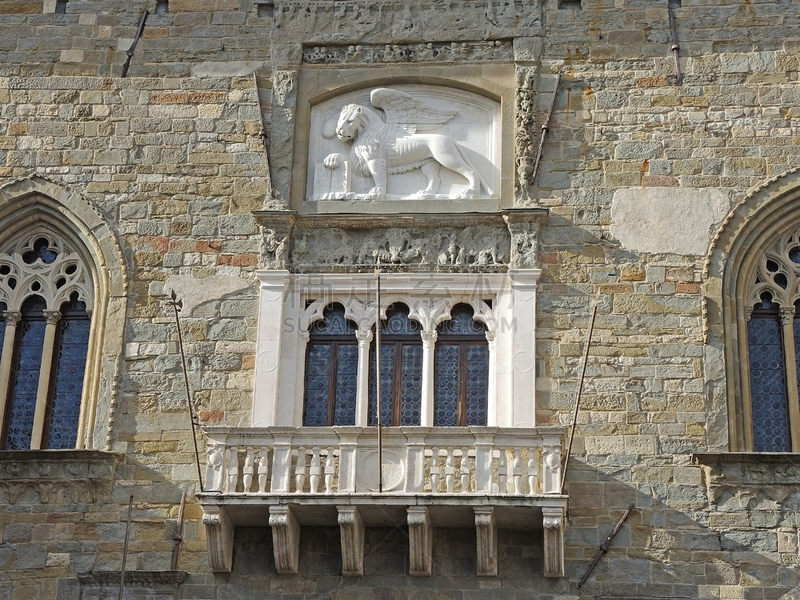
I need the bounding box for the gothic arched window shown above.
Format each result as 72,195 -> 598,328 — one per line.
0,233 -> 93,450
743,231 -> 800,451
303,303 -> 359,426
370,304 -> 423,426
434,304 -> 489,427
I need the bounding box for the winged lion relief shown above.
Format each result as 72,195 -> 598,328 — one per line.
307,86 -> 500,202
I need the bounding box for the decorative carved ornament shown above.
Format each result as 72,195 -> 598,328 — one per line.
747,229 -> 800,312
303,41 -> 513,65
308,86 -> 500,202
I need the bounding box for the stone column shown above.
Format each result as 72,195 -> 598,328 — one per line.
269,505 -> 300,575
474,506 -> 497,576
0,311 -> 21,432
542,505 -> 565,578
407,506 -> 432,576
779,306 -> 800,451
355,328 -> 373,427
203,506 -> 234,573
420,330 -> 437,427
30,309 -> 61,450
338,506 -> 365,576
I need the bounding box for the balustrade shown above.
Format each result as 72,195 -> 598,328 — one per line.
203,426 -> 563,496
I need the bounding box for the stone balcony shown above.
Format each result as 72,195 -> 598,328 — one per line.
198,426 -> 567,578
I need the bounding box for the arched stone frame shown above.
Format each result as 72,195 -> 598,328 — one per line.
0,175 -> 128,451
706,167 -> 800,452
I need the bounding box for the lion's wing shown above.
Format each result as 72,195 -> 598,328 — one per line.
370,88 -> 457,134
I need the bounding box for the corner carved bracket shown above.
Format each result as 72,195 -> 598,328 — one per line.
407,506 -> 432,576
542,505 -> 565,578
270,505 -> 300,574
338,506 -> 365,576
202,506 -> 234,573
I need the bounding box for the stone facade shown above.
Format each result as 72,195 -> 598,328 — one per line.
0,0 -> 799,599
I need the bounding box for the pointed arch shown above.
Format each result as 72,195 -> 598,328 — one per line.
706,167 -> 800,451
0,176 -> 128,451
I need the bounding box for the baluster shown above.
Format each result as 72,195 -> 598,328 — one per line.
227,446 -> 239,493
498,448 -> 507,494
243,446 -> 255,493
445,447 -> 455,493
512,448 -> 522,494
258,446 -> 269,493
295,447 -> 307,493
429,447 -> 440,493
527,447 -> 538,495
324,446 -> 335,494
460,446 -> 470,493
309,447 -> 321,493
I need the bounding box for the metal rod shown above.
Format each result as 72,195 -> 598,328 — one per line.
561,292 -> 600,491
252,73 -> 274,196
170,491 -> 187,570
531,71 -> 561,186
170,290 -> 205,493
118,494 -> 134,600
578,502 -> 635,587
121,10 -> 149,78
375,260 -> 383,493
668,7 -> 683,85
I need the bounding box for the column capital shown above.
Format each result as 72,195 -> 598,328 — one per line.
2,311 -> 20,325
43,310 -> 61,324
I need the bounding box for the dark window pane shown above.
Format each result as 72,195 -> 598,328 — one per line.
22,238 -> 58,265
439,305 -> 486,336
333,344 -> 358,426
303,344 -> 332,426
465,344 -> 489,426
748,316 -> 790,452
382,304 -> 420,335
434,344 -> 459,426
310,304 -> 356,336
369,344 -> 395,426
399,345 -> 423,425
5,298 -> 47,450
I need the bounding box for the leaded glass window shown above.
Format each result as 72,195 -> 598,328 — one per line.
0,232 -> 94,451
369,304 -> 423,426
303,304 -> 359,426
434,304 -> 489,427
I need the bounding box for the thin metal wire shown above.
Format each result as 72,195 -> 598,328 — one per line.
118,494 -> 133,600
561,292 -> 600,491
170,291 -> 205,493
375,260 -> 383,493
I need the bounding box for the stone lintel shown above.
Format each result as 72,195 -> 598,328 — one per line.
474,506 -> 497,577
202,505 -> 234,573
407,506 -> 433,577
269,505 -> 300,574
337,505 -> 365,576
542,505 -> 565,578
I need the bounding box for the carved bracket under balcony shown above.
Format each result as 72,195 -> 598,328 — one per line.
202,506 -> 234,573
543,505 -> 565,578
338,506 -> 365,576
474,507 -> 498,577
407,506 -> 432,576
270,505 -> 300,574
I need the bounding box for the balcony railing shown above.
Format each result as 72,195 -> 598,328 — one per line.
203,426 -> 564,496
199,426 -> 567,579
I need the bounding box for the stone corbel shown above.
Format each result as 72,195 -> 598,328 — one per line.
269,505 -> 300,574
337,506 -> 365,576
202,506 -> 234,573
474,507 -> 497,577
407,507 -> 432,576
542,506 -> 565,578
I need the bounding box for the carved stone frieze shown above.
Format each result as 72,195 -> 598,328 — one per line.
78,571 -> 189,586
505,212 -> 543,269
303,41 -> 512,65
291,226 -> 509,270
273,1 -> 542,45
